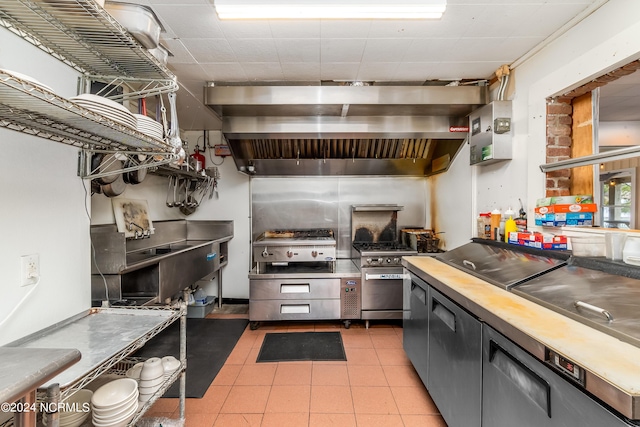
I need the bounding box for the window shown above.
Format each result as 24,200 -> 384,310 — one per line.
600,168 -> 635,229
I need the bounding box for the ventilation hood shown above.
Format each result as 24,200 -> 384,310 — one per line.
204,84 -> 489,176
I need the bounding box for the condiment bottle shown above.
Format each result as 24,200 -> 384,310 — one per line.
490,209 -> 501,241
477,213 -> 491,239
504,208 -> 517,242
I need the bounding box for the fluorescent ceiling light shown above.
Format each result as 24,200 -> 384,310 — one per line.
214,0 -> 447,19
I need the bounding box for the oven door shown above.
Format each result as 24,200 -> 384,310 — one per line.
361,266 -> 406,311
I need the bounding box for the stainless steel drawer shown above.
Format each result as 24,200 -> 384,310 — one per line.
250,278 -> 340,300
249,299 -> 340,321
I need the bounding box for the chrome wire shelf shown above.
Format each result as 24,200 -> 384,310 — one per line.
6,305 -> 184,402
0,71 -> 175,154
0,0 -> 175,83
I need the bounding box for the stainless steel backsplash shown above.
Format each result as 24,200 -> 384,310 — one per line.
251,177 -> 427,259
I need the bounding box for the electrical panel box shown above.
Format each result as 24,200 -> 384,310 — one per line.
469,100 -> 512,165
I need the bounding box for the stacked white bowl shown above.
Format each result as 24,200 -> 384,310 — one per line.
162,356 -> 180,380
91,378 -> 139,427
59,389 -> 92,427
138,357 -> 165,403
125,362 -> 144,383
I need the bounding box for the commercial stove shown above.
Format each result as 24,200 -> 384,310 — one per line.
252,229 -> 336,272
249,228 -> 361,328
351,205 -> 417,326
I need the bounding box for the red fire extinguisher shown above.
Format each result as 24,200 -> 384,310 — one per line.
190,145 -> 205,172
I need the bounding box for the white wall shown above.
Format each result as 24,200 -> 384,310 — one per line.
432,0 -> 640,248
0,29 -> 90,345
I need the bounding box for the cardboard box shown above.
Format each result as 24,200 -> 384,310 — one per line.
535,195 -> 594,207
508,232 -> 568,250
534,203 -> 598,214
534,212 -> 593,227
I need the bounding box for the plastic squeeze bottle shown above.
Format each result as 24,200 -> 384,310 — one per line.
504,208 -> 517,242
490,209 -> 501,241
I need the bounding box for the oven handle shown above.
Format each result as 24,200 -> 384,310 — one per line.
365,273 -> 410,280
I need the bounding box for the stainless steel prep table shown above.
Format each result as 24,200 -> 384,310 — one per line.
5,306 -> 186,425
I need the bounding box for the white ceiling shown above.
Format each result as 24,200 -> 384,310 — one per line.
113,0 -> 634,130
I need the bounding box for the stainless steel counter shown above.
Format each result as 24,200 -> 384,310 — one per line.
249,259 -> 361,279
5,307 -> 181,394
0,347 -> 80,405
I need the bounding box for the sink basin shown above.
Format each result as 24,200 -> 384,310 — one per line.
126,242 -> 200,265
126,252 -> 158,263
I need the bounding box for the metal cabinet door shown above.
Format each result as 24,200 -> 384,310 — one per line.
482,325 -> 635,427
428,287 -> 482,427
403,273 -> 429,387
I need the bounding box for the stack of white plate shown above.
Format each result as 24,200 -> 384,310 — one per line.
91,378 -> 139,427
70,94 -> 136,130
138,357 -> 165,403
59,389 -> 92,427
133,114 -> 163,140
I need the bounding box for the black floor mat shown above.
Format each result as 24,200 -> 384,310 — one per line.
256,332 -> 346,363
133,318 -> 248,398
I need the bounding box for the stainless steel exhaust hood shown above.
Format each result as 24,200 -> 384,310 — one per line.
204,84 -> 489,176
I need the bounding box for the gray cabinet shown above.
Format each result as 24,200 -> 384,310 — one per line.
482,324 -> 635,427
428,287 -> 482,427
403,273 -> 429,386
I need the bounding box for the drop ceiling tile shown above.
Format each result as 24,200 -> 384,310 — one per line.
281,63 -> 322,81
181,38 -> 236,62
169,63 -> 208,81
404,38 -> 459,61
151,5 -> 223,39
390,63 -> 437,82
320,39 -> 367,63
269,21 -> 321,38
368,20 -> 446,39
275,39 -> 321,62
201,63 -> 248,82
229,39 -> 279,62
241,62 -> 285,81
361,39 -> 412,63
163,39 -> 196,64
218,20 -> 273,39
320,63 -> 361,82
320,20 -> 372,38
357,62 -> 400,82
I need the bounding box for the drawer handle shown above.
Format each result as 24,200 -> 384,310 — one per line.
462,260 -> 476,270
574,301 -> 613,322
280,304 -> 310,314
280,284 -> 310,293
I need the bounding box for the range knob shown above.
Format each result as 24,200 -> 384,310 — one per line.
286,250 -> 294,258
393,258 -> 400,264
386,258 -> 392,263
311,250 -> 318,258
261,249 -> 269,258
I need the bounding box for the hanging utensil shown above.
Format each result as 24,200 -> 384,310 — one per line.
166,175 -> 175,207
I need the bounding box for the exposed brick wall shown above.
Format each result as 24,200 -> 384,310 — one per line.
545,60 -> 640,197
546,97 -> 573,196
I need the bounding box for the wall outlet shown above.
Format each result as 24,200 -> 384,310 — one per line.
21,254 -> 39,286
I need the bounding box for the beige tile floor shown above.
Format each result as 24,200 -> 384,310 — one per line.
144,306 -> 447,427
